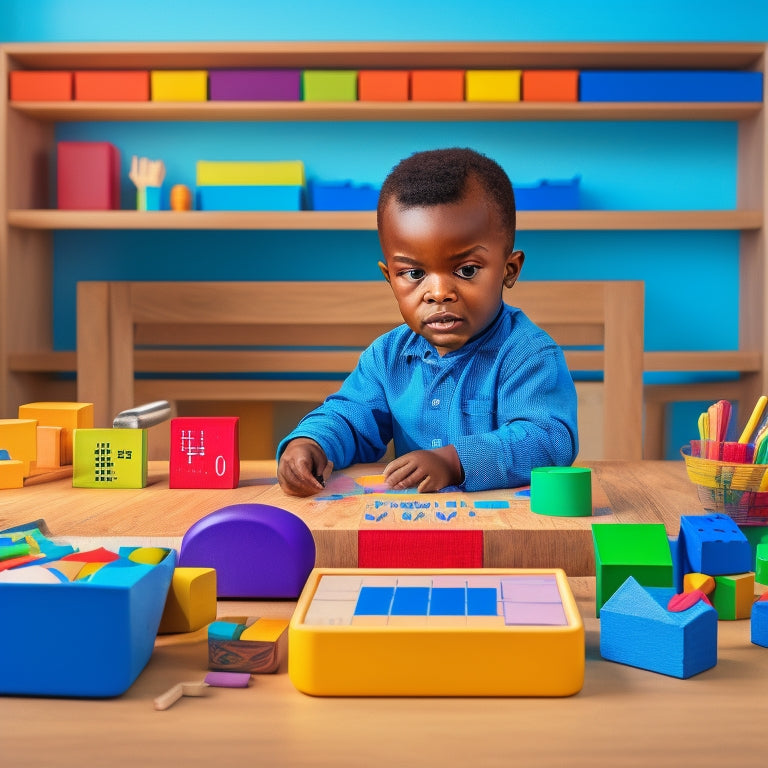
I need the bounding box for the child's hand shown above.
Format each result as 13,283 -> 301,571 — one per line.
383,445 -> 464,493
277,438 -> 332,497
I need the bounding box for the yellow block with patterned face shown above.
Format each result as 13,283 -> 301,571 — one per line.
72,428 -> 147,489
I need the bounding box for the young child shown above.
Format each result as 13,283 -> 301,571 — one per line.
277,147 -> 578,496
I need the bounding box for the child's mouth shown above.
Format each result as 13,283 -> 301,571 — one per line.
425,315 -> 461,331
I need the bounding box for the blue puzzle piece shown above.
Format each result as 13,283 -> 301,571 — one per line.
429,587 -> 466,616
354,586 -> 395,615
391,586 -> 430,615
467,588 -> 497,616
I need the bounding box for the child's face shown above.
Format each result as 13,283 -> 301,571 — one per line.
378,177 -> 523,356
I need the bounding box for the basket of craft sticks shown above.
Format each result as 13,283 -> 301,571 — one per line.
681,396 -> 768,525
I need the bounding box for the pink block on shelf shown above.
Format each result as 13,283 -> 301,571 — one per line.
209,70 -> 301,101
57,141 -> 120,210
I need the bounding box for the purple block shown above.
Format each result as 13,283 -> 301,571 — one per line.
178,503 -> 316,598
204,671 -> 251,688
503,602 -> 567,626
209,69 -> 301,101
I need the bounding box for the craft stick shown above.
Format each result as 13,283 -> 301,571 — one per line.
153,681 -> 208,711
739,395 -> 768,444
113,400 -> 172,429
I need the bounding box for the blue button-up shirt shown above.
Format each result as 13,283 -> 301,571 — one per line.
277,303 -> 578,491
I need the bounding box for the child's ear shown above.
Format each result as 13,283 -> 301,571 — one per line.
503,250 -> 525,289
378,260 -> 391,283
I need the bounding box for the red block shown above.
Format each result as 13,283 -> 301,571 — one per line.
57,141 -> 121,210
410,70 -> 465,101
358,530 -> 483,567
522,70 -> 579,102
10,71 -> 72,101
358,70 -> 410,101
74,71 -> 150,101
169,416 -> 240,489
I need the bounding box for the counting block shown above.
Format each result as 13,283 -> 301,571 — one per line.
301,70 -> 357,101
290,568 -> 584,696
209,69 -> 301,101
19,402 -> 93,466
10,70 -> 72,101
711,573 -> 755,620
169,416 -> 240,489
465,70 -> 521,102
196,160 -> 305,186
592,523 -> 674,616
0,461 -> 24,489
751,596 -> 768,647
599,577 -> 717,679
150,70 -> 208,101
679,514 -> 752,576
74,71 -> 150,101
410,70 -> 465,101
72,428 -> 148,488
208,616 -> 289,673
57,142 -> 120,210
522,70 -> 579,102
157,567 -> 217,634
358,70 -> 410,101
0,419 -> 37,476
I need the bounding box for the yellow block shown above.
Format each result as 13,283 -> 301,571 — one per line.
158,567 -> 217,634
683,572 -> 716,594
196,160 -> 305,187
240,617 -> 289,643
18,402 -> 93,466
465,70 -> 522,102
151,70 -> 208,102
0,460 -> 24,489
35,425 -> 62,468
0,419 -> 37,476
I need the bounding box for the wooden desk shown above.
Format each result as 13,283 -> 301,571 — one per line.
0,460 -> 703,575
0,461 -> 764,766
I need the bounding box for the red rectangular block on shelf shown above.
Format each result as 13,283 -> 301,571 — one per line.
10,71 -> 72,101
74,71 -> 150,101
57,141 -> 120,210
522,70 -> 579,102
358,530 -> 483,568
169,416 -> 240,489
358,70 -> 410,101
410,70 -> 465,101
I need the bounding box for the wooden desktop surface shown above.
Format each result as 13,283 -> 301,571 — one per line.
2,461 -> 763,767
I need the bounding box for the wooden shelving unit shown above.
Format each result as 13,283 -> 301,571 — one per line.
1,41 -> 766,448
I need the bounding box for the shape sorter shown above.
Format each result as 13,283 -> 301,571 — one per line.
289,568 -> 584,697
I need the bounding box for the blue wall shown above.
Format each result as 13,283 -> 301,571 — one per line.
2,0 -> 766,456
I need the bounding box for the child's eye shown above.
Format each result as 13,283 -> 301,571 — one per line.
456,265 -> 480,279
401,269 -> 426,282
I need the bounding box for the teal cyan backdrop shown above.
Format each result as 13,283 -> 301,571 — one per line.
2,0 -> 766,456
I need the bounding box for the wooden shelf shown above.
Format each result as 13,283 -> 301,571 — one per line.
7,209 -> 763,232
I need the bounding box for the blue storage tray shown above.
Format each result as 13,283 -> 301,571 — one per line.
197,185 -> 304,211
310,181 -> 380,211
514,176 -> 581,210
580,71 -> 763,102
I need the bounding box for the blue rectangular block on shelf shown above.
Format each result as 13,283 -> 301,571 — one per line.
197,185 -> 304,211
514,176 -> 580,210
580,71 -> 763,102
310,181 -> 380,211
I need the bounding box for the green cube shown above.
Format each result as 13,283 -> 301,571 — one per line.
757,542 -> 768,586
592,523 -> 673,617
73,428 -> 147,489
302,70 -> 358,101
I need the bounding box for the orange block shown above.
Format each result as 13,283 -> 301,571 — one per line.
10,71 -> 73,101
35,425 -> 62,468
410,70 -> 464,101
522,70 -> 579,102
74,71 -> 150,101
358,70 -> 410,101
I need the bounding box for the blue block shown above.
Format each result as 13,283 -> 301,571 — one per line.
514,176 -> 580,210
467,587 -> 497,616
429,587 -> 466,616
391,586 -> 430,616
354,586 -> 394,615
580,71 -> 763,102
309,181 -> 380,211
600,577 -> 717,679
751,600 -> 768,647
0,450 -> 10,460
196,185 -> 303,211
208,620 -> 246,641
679,514 -> 751,576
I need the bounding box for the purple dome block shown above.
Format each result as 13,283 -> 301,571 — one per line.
178,503 -> 316,598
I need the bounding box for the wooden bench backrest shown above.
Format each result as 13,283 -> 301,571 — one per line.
77,279 -> 644,460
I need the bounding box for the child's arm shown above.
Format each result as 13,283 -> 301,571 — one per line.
277,437 -> 332,497
383,445 -> 464,492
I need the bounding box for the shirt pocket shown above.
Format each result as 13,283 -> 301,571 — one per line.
461,399 -> 496,430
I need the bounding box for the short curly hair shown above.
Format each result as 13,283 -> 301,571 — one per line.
377,147 -> 516,250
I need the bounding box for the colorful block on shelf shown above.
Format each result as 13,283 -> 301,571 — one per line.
169,416 -> 240,489
522,70 -> 579,102
514,176 -> 581,210
302,70 -> 357,101
57,142 -> 120,211
0,419 -> 37,477
18,402 -> 94,466
196,185 -> 303,211
150,70 -> 208,101
209,69 -> 301,101
196,160 -> 305,186
72,428 -> 148,489
410,70 -> 465,101
579,70 -> 763,102
289,568 -> 584,696
465,70 -> 521,102
10,70 -> 72,101
74,71 -> 150,101
309,181 -> 379,210
358,70 -> 410,101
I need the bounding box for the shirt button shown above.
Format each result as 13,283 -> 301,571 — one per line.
431,398 -> 440,407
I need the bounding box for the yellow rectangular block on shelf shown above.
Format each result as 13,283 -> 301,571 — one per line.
72,428 -> 148,489
289,568 -> 584,697
18,402 -> 93,466
196,160 -> 305,186
0,419 -> 37,477
465,70 -> 522,102
0,460 -> 24,489
151,70 -> 208,102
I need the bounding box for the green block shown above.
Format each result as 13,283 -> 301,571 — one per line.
739,524 -> 768,575
592,523 -> 673,617
302,70 -> 358,101
73,428 -> 147,489
756,542 -> 768,586
711,573 -> 755,620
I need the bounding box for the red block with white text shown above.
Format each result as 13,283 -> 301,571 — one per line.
169,417 -> 240,489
